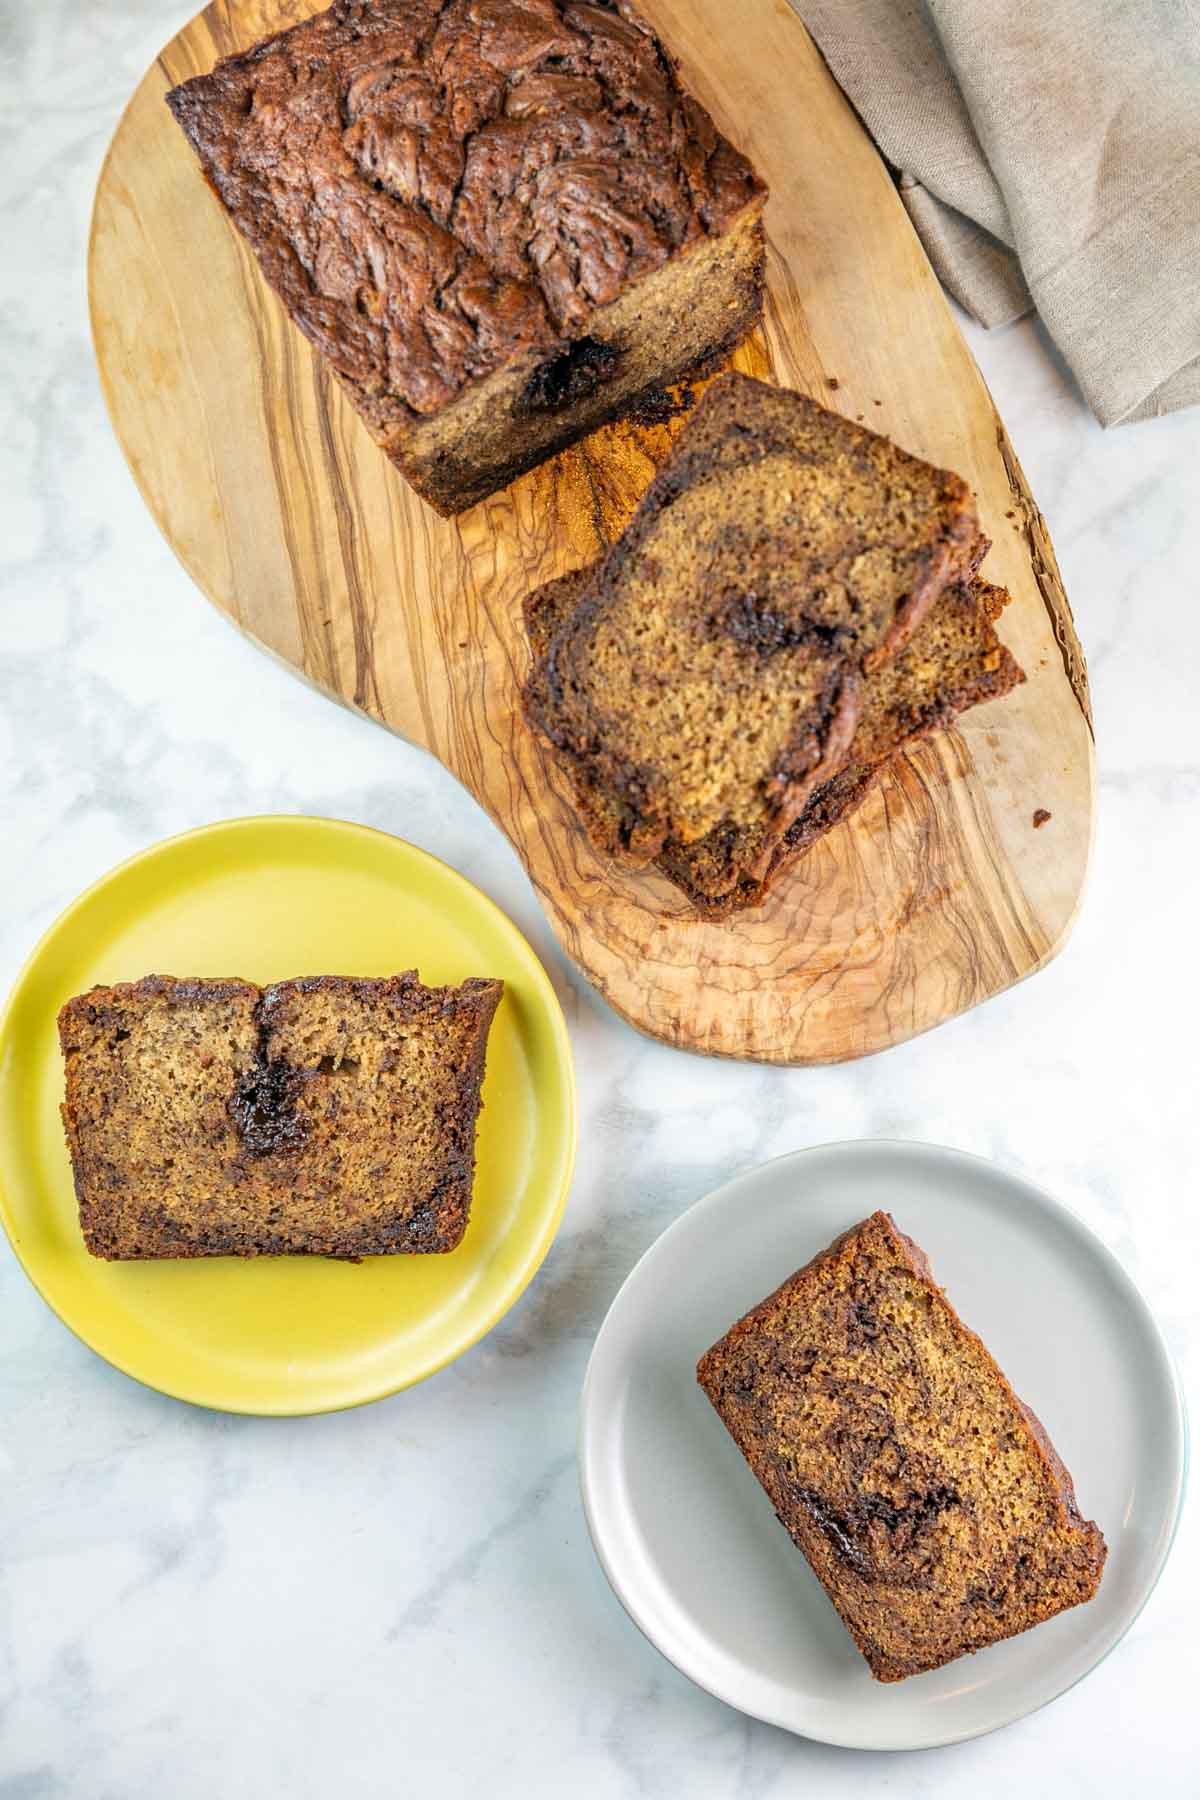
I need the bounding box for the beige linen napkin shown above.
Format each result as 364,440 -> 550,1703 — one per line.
790,0 -> 1200,425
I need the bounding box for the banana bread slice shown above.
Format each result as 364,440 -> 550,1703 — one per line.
58,972 -> 502,1259
525,568 -> 648,856
165,0 -> 766,516
697,1212 -> 1106,1682
660,575 -> 1024,912
526,568 -> 1021,911
525,373 -> 981,876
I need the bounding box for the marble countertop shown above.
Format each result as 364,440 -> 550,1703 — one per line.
2,5 -> 1196,1794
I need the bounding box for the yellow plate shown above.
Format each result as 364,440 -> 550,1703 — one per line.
0,817 -> 576,1414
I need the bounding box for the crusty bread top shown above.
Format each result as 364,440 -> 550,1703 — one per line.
165,0 -> 765,427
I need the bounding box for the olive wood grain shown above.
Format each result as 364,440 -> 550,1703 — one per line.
88,0 -> 1094,1064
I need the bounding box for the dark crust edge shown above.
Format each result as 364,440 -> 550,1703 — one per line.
696,1210 -> 1107,1682
57,972 -> 504,1261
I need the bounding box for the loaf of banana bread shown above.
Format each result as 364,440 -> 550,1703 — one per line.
165,0 -> 766,515
58,972 -> 502,1258
697,1212 -> 1106,1681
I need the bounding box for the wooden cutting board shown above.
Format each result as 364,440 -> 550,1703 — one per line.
88,0 -> 1094,1065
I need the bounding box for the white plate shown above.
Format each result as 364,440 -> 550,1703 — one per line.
578,1141 -> 1187,1750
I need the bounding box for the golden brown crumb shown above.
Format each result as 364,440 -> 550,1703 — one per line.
58,974 -> 502,1259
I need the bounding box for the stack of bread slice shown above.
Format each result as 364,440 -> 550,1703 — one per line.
522,373 -> 1023,915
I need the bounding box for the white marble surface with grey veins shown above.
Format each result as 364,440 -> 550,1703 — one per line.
1,4 -> 1197,1795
